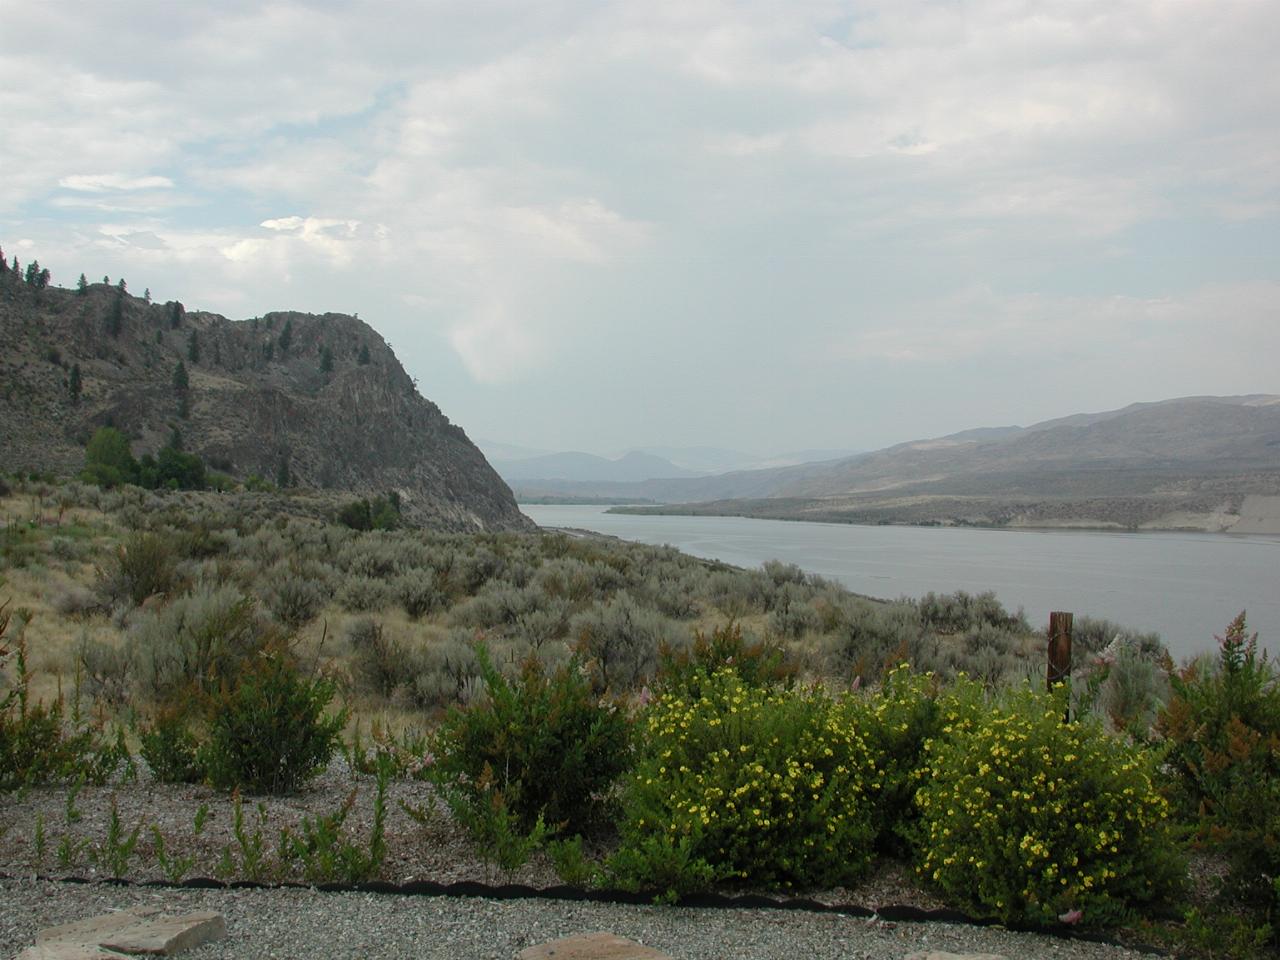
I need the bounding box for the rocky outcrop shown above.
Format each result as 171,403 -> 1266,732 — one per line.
0,267 -> 531,532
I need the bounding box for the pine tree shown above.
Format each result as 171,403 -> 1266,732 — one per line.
278,318 -> 293,355
358,343 -> 371,365
68,364 -> 82,405
106,296 -> 124,337
117,278 -> 127,293
319,345 -> 334,374
172,360 -> 189,392
143,287 -> 151,303
187,329 -> 200,363
77,273 -> 88,295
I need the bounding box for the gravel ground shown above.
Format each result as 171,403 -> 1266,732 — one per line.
0,760 -> 1175,958
0,878 -> 1160,960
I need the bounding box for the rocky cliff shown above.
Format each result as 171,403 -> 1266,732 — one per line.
0,264 -> 531,532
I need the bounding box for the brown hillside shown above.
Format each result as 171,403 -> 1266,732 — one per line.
0,265 -> 531,532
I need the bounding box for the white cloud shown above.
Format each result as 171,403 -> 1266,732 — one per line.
4,0 -> 1279,452
59,174 -> 175,192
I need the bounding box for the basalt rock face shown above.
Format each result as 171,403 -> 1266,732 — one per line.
0,270 -> 532,532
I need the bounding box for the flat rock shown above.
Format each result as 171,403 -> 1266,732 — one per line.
903,953 -> 1009,960
25,908 -> 226,958
517,931 -> 673,960
100,912 -> 226,956
15,945 -> 132,960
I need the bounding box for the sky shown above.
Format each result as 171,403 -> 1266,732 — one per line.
3,0 -> 1278,459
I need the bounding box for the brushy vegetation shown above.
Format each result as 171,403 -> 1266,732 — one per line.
0,473 -> 1276,955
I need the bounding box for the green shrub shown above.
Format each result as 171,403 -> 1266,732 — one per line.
2,614 -> 126,791
612,668 -> 879,897
138,704 -> 203,783
200,651 -> 345,794
915,679 -> 1184,927
96,531 -> 179,606
1158,614 -> 1280,941
858,665 -> 943,853
427,645 -> 630,837
656,621 -> 793,699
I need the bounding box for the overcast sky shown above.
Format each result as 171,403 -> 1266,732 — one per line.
3,1 -> 1277,458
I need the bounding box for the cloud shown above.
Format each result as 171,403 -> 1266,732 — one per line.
837,282 -> 1280,374
59,174 -> 175,192
3,0 -> 1279,453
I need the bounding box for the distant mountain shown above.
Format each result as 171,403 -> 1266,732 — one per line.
494,450 -> 702,483
0,261 -> 531,532
606,395 -> 1280,531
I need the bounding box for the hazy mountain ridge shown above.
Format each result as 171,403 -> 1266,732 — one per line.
567,396 -> 1280,531
0,269 -> 531,532
492,449 -> 703,483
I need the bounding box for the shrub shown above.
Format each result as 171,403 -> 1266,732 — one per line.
138,704 -> 203,783
75,636 -> 132,707
825,600 -> 930,682
2,615 -> 125,791
200,651 -> 345,794
129,585 -> 274,702
858,665 -> 944,853
612,668 -> 879,897
656,621 -> 793,699
915,680 -> 1184,927
265,572 -> 326,628
917,590 -> 1025,634
96,532 -> 179,606
428,645 -> 630,837
345,617 -> 409,699
393,572 -> 444,620
1157,614 -> 1280,939
571,593 -> 681,692
338,575 -> 392,612
408,634 -> 480,709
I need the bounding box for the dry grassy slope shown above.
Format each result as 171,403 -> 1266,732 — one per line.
0,272 -> 531,532
774,396 -> 1280,499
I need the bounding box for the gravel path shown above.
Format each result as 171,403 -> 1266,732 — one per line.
1,878 -> 1160,960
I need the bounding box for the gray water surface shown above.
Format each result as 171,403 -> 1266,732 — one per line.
521,504 -> 1279,662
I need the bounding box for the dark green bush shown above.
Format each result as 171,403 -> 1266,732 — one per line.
1158,614 -> 1280,944
428,645 -> 630,837
97,531 -> 180,606
138,704 -> 203,783
200,651 -> 345,794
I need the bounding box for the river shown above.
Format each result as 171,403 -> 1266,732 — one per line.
520,504 -> 1279,662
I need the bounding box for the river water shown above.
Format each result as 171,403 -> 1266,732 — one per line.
521,504 -> 1279,662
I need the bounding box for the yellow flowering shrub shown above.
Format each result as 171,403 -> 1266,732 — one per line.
854,664 -> 944,854
610,667 -> 878,896
915,679 -> 1184,926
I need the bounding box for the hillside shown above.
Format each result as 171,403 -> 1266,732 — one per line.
598,396 -> 1280,531
0,263 -> 531,532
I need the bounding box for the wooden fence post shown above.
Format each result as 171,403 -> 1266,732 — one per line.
1048,610 -> 1073,721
